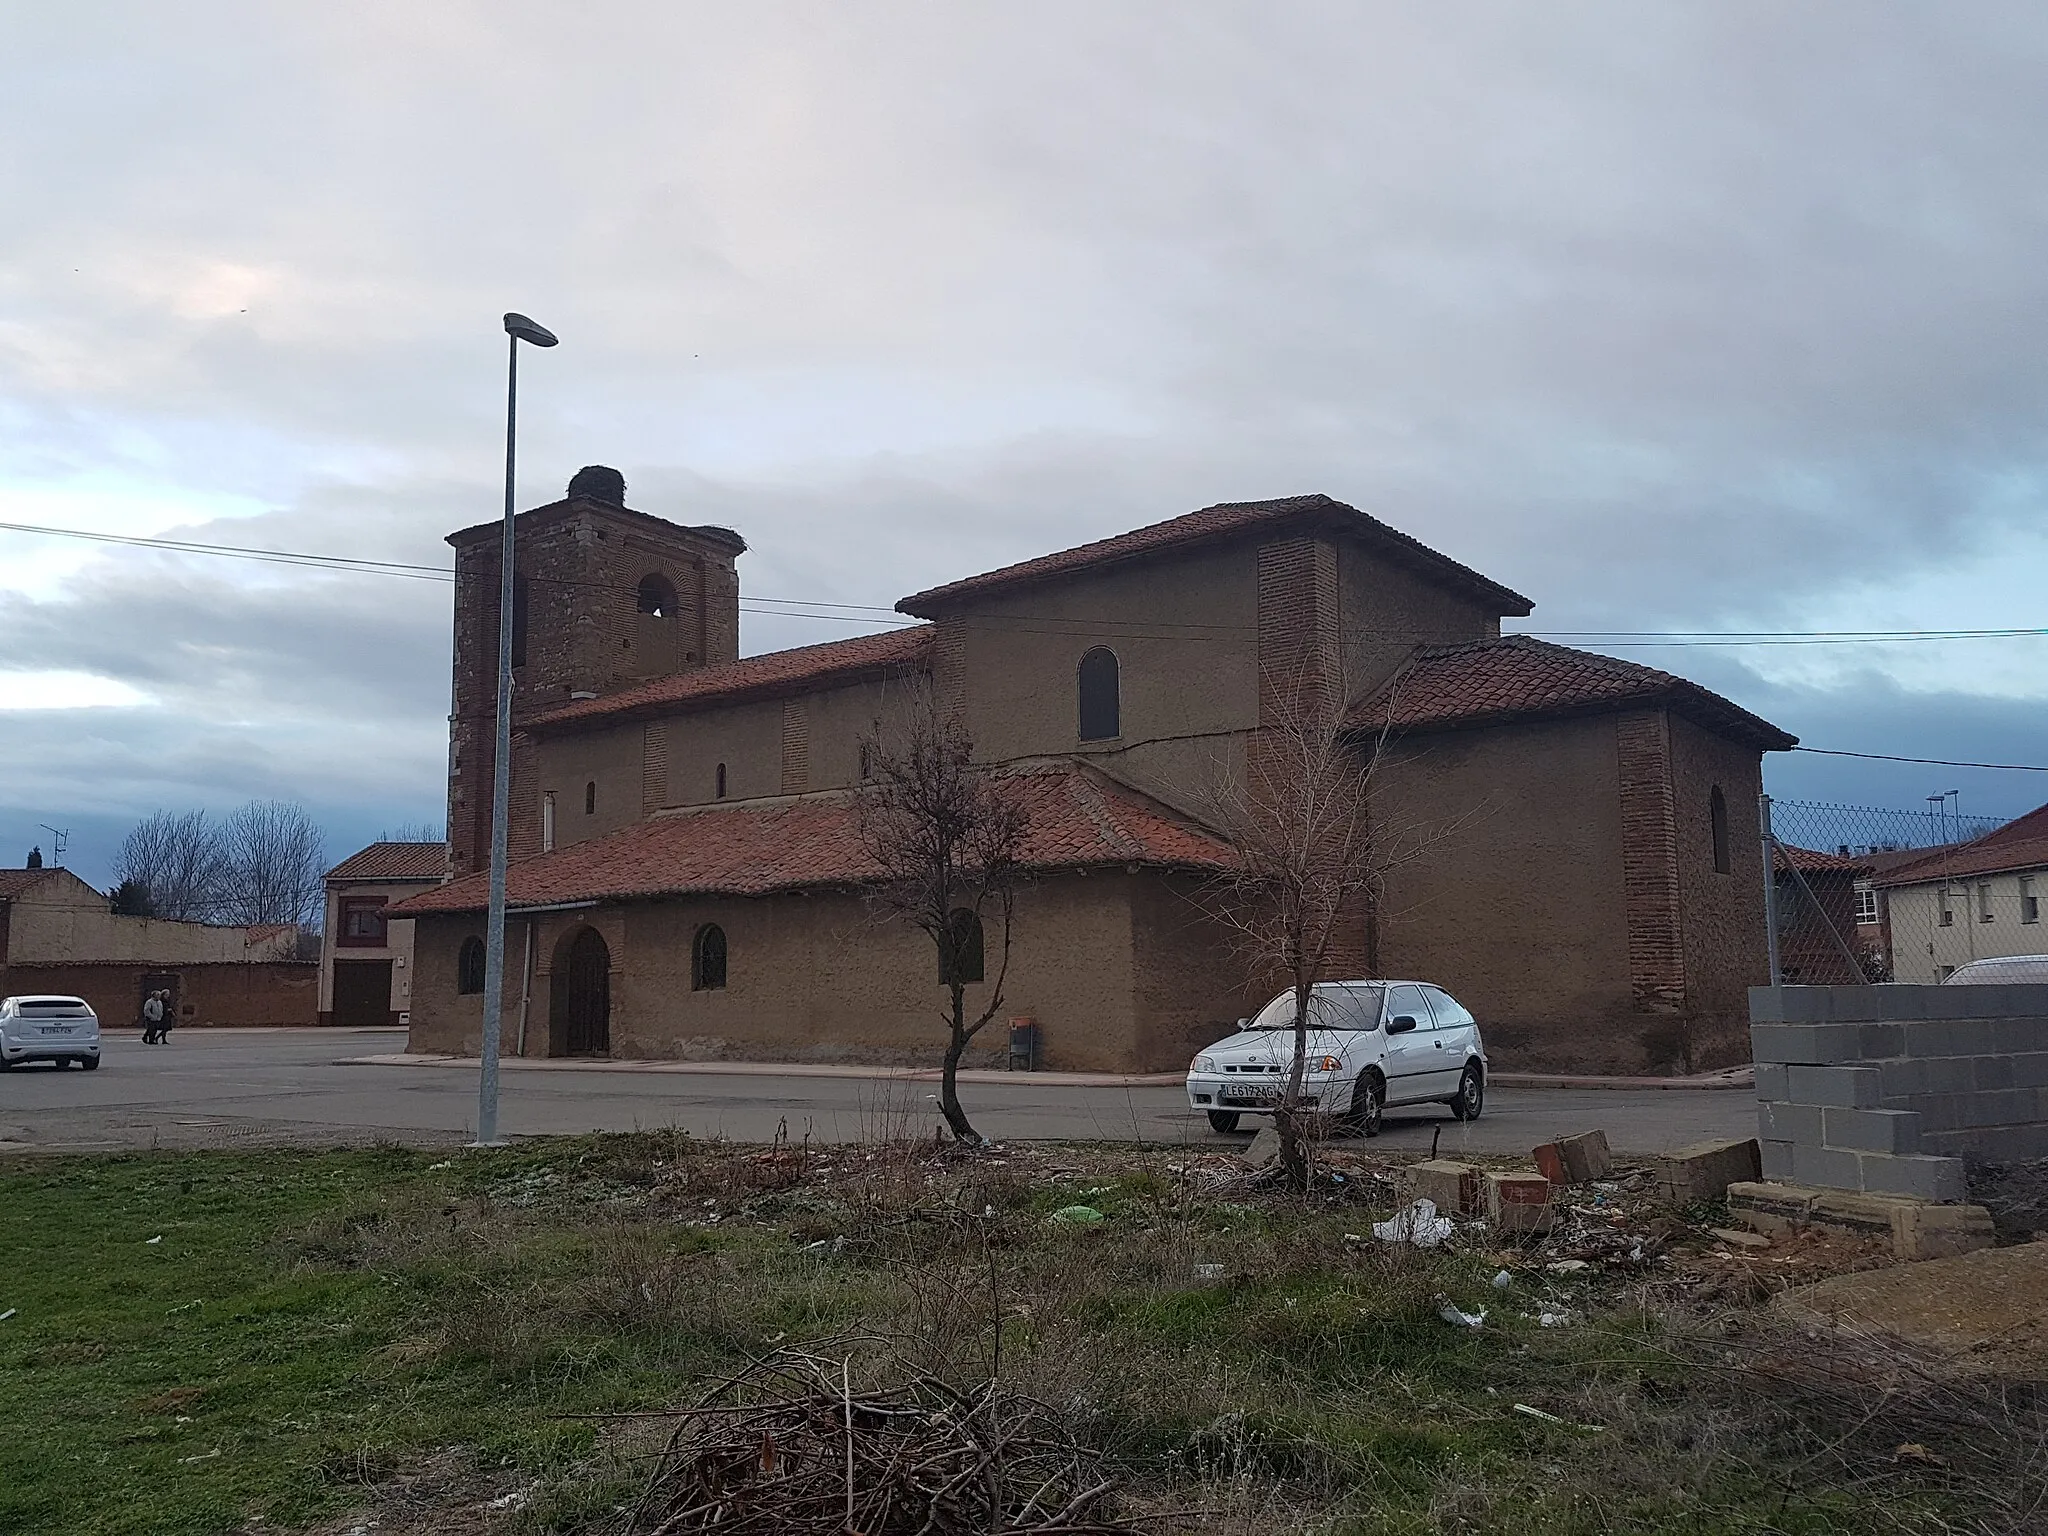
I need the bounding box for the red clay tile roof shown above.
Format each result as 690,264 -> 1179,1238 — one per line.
531,626 -> 932,733
0,868 -> 55,900
326,842 -> 448,883
895,494 -> 1534,619
1345,636 -> 1796,752
390,765 -> 1231,916
1874,801 -> 2048,886
1774,845 -> 1870,875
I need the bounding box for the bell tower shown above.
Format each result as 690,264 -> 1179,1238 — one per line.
443,466 -> 746,877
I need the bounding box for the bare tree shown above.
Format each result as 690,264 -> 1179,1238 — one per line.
115,809 -> 223,921
855,691 -> 1029,1146
214,800 -> 329,927
1201,671 -> 1428,1187
379,820 -> 443,843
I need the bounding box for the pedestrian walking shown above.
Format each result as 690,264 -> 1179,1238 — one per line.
140,989 -> 165,1045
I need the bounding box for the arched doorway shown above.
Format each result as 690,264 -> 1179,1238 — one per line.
551,926 -> 611,1056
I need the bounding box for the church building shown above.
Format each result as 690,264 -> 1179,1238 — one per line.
396,469 -> 1792,1074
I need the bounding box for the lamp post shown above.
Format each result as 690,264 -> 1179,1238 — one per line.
477,311 -> 557,1147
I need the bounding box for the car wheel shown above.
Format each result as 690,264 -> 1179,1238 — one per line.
1206,1109 -> 1241,1134
1449,1064 -> 1483,1121
1344,1072 -> 1385,1138
80,1056 -> 101,1072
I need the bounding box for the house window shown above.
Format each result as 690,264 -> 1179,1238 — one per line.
693,924 -> 727,991
2023,876 -> 2040,924
939,908 -> 984,985
715,762 -> 727,799
1709,786 -> 1730,875
457,936 -> 486,995
1939,888 -> 1955,927
1979,881 -> 1995,923
636,573 -> 677,617
1078,647 -> 1120,741
338,897 -> 388,948
542,791 -> 557,852
1853,881 -> 1878,926
1936,964 -> 1957,981
584,780 -> 597,815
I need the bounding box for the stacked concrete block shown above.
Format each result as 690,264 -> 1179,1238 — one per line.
1751,983 -> 2048,1203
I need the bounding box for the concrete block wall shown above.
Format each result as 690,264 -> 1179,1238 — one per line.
1751,983 -> 2048,1202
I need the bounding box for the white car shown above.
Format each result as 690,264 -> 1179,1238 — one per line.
1942,955 -> 2048,984
0,994 -> 102,1070
1186,980 -> 1486,1136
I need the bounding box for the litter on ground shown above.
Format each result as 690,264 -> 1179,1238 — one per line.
1374,1198 -> 1454,1247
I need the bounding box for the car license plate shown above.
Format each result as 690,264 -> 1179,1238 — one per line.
38,1025 -> 72,1035
1220,1089 -> 1282,1107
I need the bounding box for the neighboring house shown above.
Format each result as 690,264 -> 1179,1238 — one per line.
1873,803 -> 2048,982
1771,846 -> 1878,984
394,472 -> 1795,1075
0,865 -> 313,1027
319,842 -> 448,1026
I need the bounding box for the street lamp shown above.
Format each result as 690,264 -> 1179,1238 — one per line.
477,311 -> 558,1147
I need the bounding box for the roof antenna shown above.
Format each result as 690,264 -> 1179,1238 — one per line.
38,825 -> 69,866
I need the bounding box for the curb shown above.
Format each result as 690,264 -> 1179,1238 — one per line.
1492,1069 -> 1755,1092
337,1053 -> 1183,1089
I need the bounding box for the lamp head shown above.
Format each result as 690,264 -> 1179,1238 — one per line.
503,312 -> 559,347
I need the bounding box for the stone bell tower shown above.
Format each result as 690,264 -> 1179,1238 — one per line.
443,466 -> 746,877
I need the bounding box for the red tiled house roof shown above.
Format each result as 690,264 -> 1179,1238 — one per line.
1874,801 -> 2048,886
1774,845 -> 1871,875
390,764 -> 1232,917
532,626 -> 931,733
326,842 -> 448,883
895,494 -> 1535,618
0,869 -> 56,900
1345,636 -> 1796,752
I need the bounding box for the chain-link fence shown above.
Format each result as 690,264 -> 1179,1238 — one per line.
1763,796 -> 2045,985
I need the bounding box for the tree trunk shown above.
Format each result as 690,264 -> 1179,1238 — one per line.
939,982 -> 983,1145
1277,978 -> 1313,1189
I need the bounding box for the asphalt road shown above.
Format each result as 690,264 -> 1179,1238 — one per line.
0,1030 -> 1757,1156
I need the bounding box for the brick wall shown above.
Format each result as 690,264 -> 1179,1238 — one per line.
780,698 -> 811,794
1615,709 -> 1686,1015
4,961 -> 319,1029
1752,983 -> 2048,1202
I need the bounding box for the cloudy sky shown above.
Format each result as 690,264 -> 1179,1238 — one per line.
5,2 -> 2047,886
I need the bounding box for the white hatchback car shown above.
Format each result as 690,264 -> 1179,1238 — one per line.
0,994 -> 103,1070
1186,980 -> 1486,1135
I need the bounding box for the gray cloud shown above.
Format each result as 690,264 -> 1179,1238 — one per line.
6,2 -> 2048,884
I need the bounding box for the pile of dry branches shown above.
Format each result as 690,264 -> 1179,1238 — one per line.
621,1346 -> 1145,1536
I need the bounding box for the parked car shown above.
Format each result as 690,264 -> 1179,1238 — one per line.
0,994 -> 102,1070
1942,955 -> 2048,985
1185,979 -> 1486,1135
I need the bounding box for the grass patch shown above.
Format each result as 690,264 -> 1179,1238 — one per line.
0,1136 -> 2033,1535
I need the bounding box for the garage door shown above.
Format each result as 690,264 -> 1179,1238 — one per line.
332,959 -> 394,1027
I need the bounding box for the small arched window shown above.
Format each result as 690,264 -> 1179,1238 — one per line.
457,936 -> 486,995
715,763 -> 727,799
1710,785 -> 1731,875
585,781 -> 597,816
510,573 -> 531,669
940,908 -> 985,985
636,573 -> 678,618
1078,647 -> 1120,741
693,923 -> 728,991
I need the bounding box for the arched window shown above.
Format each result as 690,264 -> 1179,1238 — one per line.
636,573 -> 678,618
1078,647 -> 1120,741
585,780 -> 597,815
1710,785 -> 1731,875
693,923 -> 728,991
715,763 -> 727,799
510,573 -> 530,669
457,936 -> 486,995
940,907 -> 985,985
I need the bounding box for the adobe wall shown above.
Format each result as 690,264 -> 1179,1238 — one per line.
318,882 -> 429,1016
1372,714 -> 1640,1072
407,872 -> 1251,1073
946,544 -> 1262,801
1335,544 -> 1502,699
1668,712 -> 1770,1067
5,869 -> 271,966
3,961 -> 318,1029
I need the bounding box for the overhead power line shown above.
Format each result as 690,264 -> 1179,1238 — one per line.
1790,746 -> 2048,772
3,517 -> 2045,649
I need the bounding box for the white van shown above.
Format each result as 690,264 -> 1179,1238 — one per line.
1185,979 -> 1486,1135
0,995 -> 102,1070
